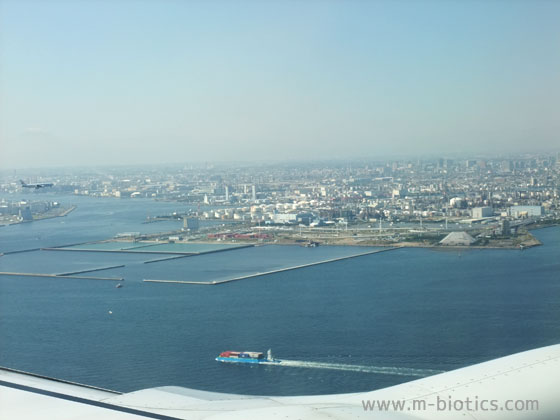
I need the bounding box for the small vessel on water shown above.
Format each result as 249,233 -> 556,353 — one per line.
304,241 -> 320,248
115,283 -> 123,288
216,349 -> 280,364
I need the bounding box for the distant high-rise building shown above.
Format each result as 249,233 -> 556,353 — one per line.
19,206 -> 33,222
252,185 -> 256,201
500,219 -> 510,236
225,186 -> 229,201
186,217 -> 199,231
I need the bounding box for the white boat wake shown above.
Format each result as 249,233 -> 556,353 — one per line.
262,359 -> 443,377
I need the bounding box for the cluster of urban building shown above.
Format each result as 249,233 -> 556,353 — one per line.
0,199 -> 65,224
1,153 -> 558,242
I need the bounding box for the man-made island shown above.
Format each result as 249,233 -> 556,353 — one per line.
0,199 -> 76,225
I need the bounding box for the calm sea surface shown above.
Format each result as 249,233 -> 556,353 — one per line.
1,193 -> 559,395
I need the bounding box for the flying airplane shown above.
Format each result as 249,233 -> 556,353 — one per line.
1,343 -> 559,419
20,180 -> 54,189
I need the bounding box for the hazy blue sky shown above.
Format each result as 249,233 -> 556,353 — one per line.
1,0 -> 559,168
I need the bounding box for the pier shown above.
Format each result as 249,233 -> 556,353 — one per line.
42,247 -> 198,255
2,248 -> 42,255
0,272 -> 123,281
143,255 -> 191,264
144,246 -> 401,285
42,243 -> 254,256
55,264 -> 125,276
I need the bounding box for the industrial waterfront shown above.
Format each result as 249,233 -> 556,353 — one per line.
0,194 -> 559,396
2,155 -> 558,256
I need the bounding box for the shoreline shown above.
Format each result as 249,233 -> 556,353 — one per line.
0,205 -> 76,226
96,233 -> 543,252
193,228 -> 546,250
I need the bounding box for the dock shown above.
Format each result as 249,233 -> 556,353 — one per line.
144,246 -> 401,285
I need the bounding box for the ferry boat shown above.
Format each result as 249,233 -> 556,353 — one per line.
216,349 -> 279,364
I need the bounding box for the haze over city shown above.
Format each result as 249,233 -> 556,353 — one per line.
1,0 -> 559,169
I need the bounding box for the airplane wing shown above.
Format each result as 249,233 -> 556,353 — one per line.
1,344 -> 559,419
